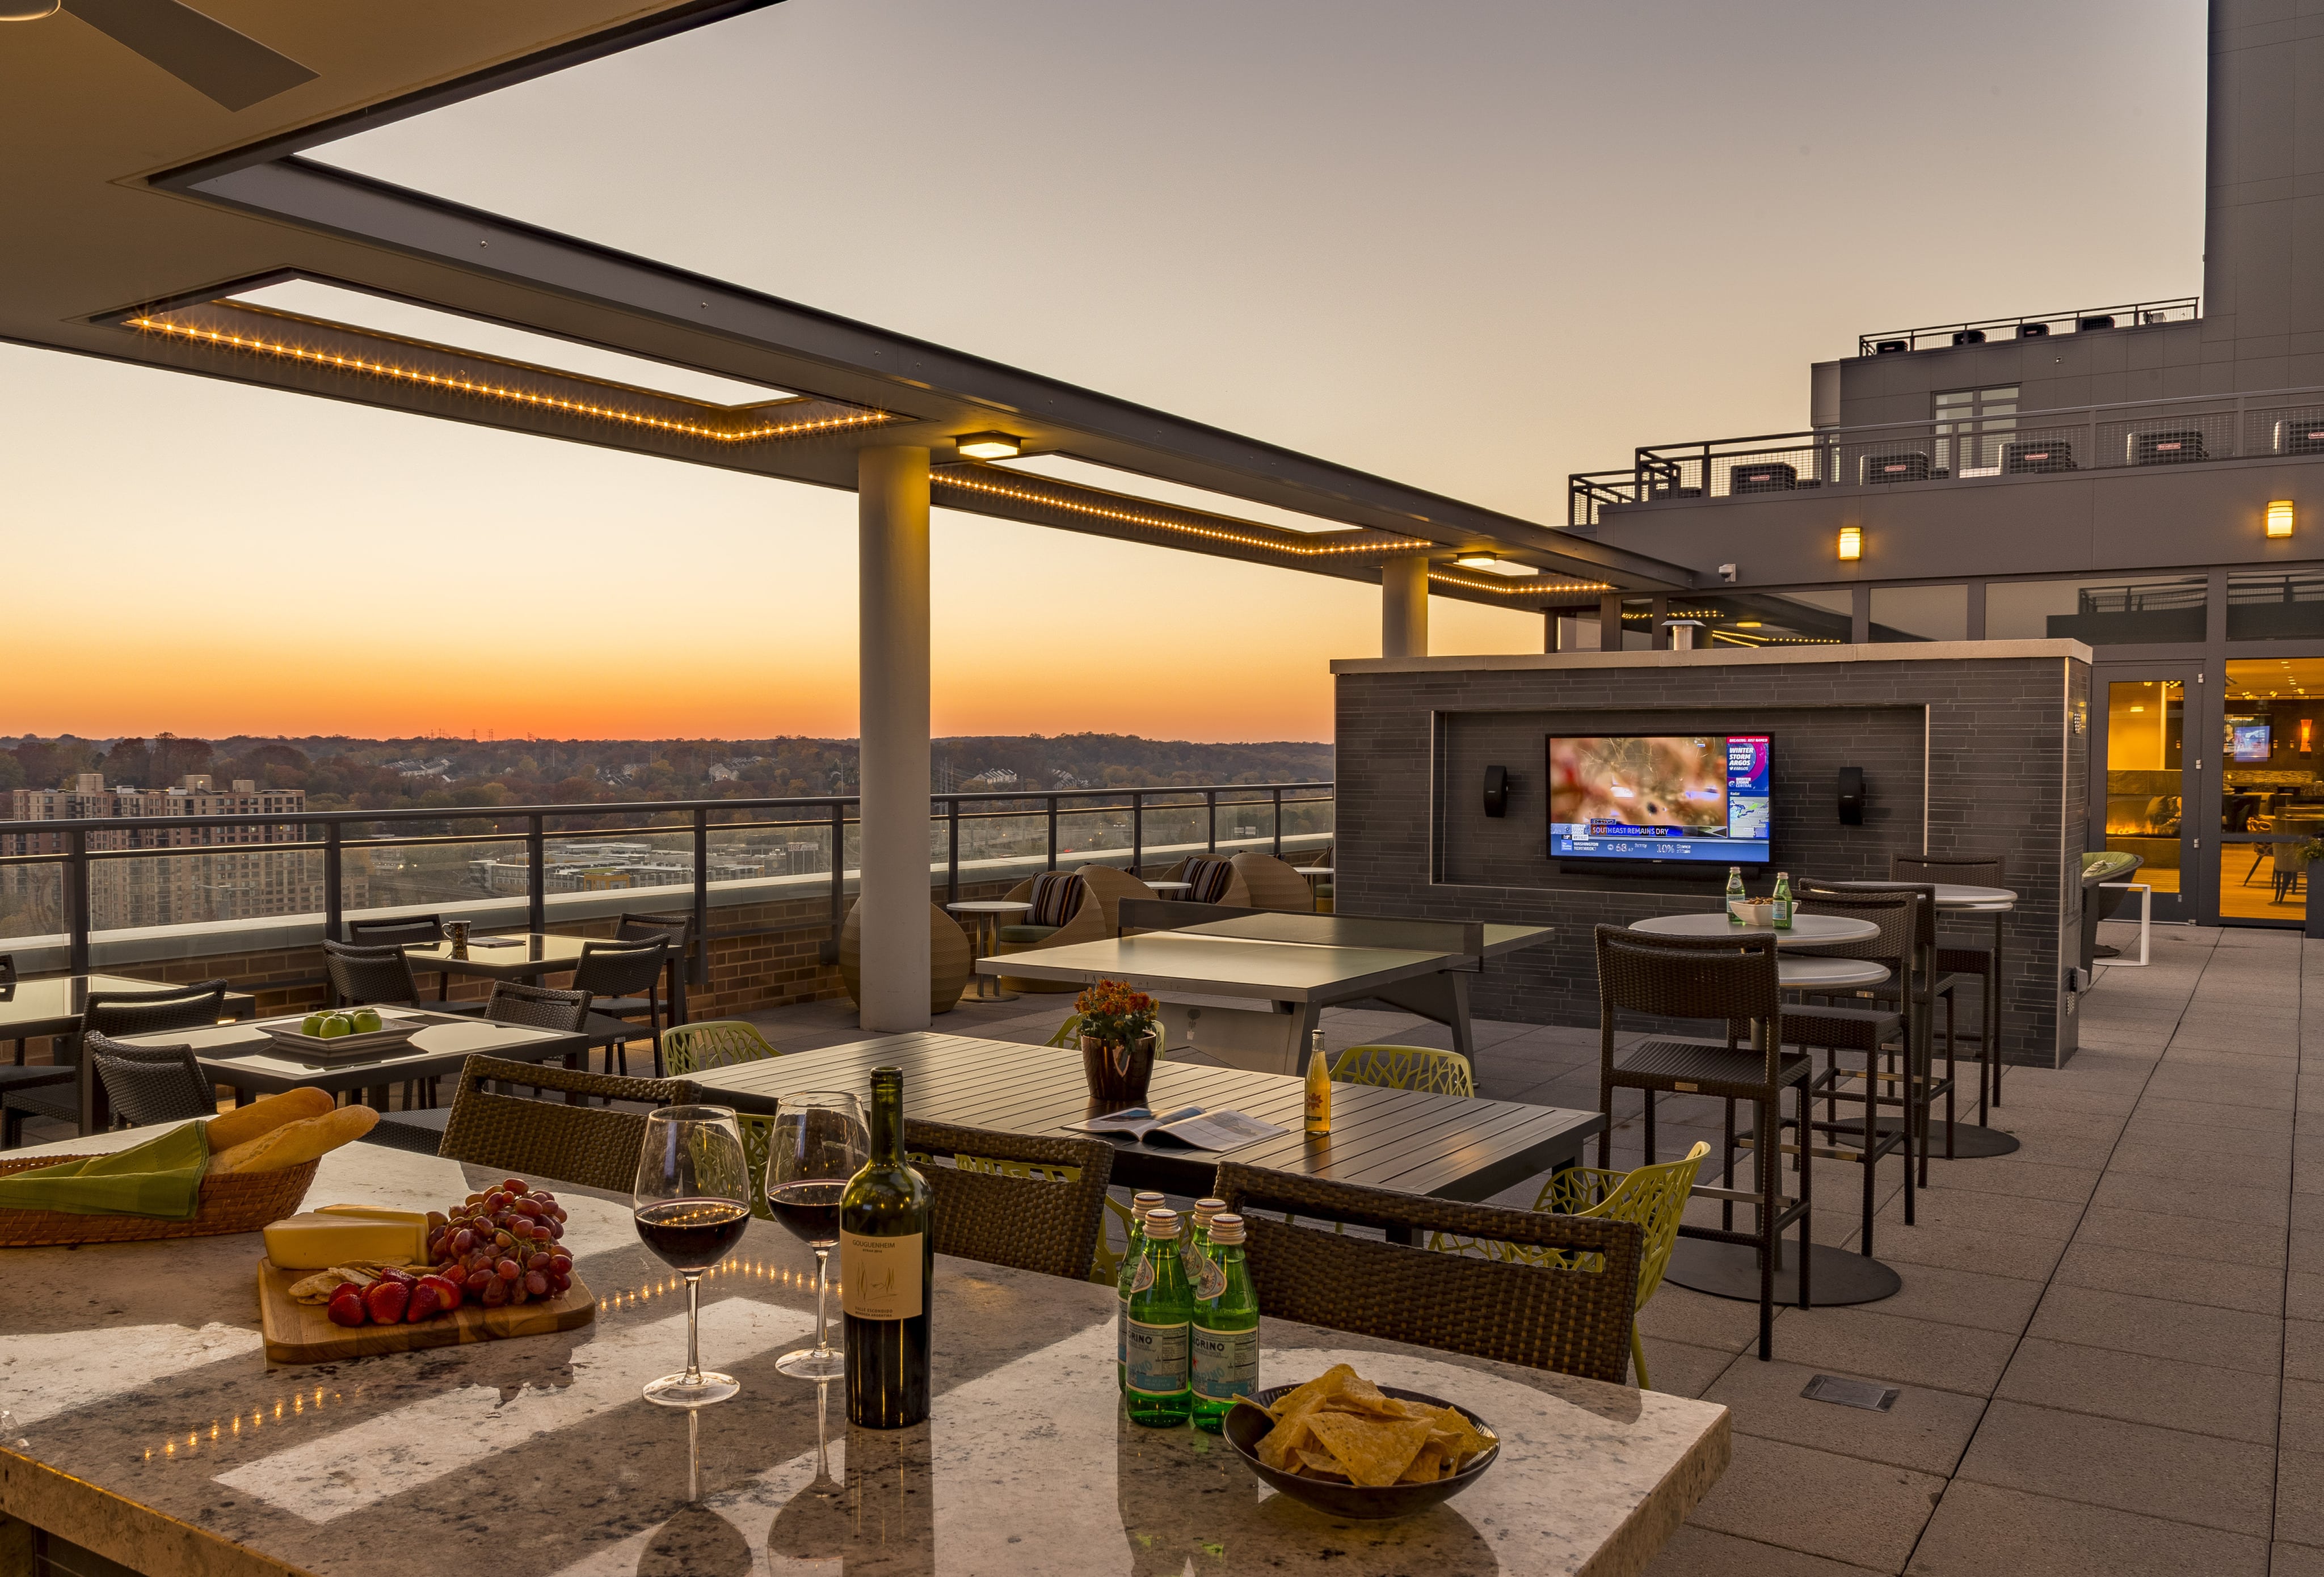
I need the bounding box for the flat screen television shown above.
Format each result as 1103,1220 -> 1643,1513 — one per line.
1547,733 -> 1772,870
2229,715 -> 2273,763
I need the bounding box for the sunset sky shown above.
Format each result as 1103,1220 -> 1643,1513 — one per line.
3,0 -> 2205,743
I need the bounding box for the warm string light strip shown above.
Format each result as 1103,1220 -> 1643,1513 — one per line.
128,317 -> 894,445
1430,570 -> 1615,597
936,467 -> 1433,558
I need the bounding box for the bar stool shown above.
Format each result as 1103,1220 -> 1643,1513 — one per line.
1893,852 -> 2004,1119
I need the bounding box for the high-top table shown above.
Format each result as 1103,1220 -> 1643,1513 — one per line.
0,1128 -> 1730,1577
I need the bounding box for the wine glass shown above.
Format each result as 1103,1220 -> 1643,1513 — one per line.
766,1091 -> 868,1381
633,1104 -> 754,1408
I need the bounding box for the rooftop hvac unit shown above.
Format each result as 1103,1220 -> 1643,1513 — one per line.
2276,419 -> 2324,456
2077,315 -> 2117,332
1729,461 -> 1798,494
1862,451 -> 1931,485
2127,429 -> 2207,465
1873,339 -> 1908,355
1952,329 -> 1986,346
2018,322 -> 2051,339
2002,438 -> 2077,474
1651,483 -> 1704,499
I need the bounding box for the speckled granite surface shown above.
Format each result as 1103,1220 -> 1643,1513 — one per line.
0,1133 -> 1726,1576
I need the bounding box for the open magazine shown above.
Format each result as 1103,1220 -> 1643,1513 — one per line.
1064,1105 -> 1287,1152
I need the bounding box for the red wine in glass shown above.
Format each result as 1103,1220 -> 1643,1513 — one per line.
767,1179 -> 845,1247
631,1105 -> 753,1409
634,1199 -> 753,1271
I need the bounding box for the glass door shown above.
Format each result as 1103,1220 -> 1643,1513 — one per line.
2216,657 -> 2324,926
2095,673 -> 2192,922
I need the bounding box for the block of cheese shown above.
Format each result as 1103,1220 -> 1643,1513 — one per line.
262,1211 -> 428,1271
315,1204 -> 430,1226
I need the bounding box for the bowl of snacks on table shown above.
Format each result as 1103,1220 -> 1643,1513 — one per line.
259,1007 -> 422,1062
1223,1363 -> 1500,1520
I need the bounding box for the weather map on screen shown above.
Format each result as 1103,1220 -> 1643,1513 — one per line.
1547,734 -> 1772,865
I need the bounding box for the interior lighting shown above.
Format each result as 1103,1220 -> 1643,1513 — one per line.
0,1 -> 58,17
1737,621 -> 1764,628
1837,525 -> 1863,561
954,431 -> 1024,461
127,317 -> 893,445
1454,553 -> 1500,569
2269,500 -> 2296,538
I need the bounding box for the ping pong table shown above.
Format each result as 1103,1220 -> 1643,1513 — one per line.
982,901 -> 1553,1075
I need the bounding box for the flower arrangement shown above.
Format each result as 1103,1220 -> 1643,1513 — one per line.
1073,979 -> 1157,1049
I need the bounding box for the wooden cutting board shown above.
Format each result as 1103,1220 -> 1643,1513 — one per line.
256,1258 -> 595,1364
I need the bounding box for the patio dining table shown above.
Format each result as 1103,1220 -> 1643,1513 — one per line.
0,1128 -> 1730,1577
401,931 -> 690,1026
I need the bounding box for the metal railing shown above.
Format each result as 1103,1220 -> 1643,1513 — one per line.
0,782 -> 1335,980
1566,383 -> 2324,526
1857,296 -> 2197,356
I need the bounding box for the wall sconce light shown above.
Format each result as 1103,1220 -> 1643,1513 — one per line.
1837,525 -> 1863,561
2268,499 -> 2296,538
955,432 -> 1024,460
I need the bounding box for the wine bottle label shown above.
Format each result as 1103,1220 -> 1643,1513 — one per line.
1191,1323 -> 1257,1401
1128,1254 -> 1155,1294
1181,1242 -> 1227,1301
839,1230 -> 924,1320
1125,1318 -> 1190,1396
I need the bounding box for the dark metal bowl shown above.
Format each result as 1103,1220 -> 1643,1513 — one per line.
1221,1382 -> 1501,1521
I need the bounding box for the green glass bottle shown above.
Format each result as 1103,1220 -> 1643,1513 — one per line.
1115,1191 -> 1164,1393
1189,1196 -> 1227,1253
1123,1208 -> 1194,1427
1725,865 -> 1746,923
1189,1212 -> 1258,1433
1771,870 -> 1794,930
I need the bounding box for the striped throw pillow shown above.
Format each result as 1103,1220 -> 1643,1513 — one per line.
1026,871 -> 1087,928
1183,855 -> 1236,904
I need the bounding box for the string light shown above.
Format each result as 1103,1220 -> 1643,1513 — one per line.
1428,570 -> 1615,597
128,317 -> 894,446
937,468 -> 1434,558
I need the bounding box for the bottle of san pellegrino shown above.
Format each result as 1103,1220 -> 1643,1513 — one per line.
1123,1208 -> 1194,1426
1115,1191 -> 1165,1392
839,1066 -> 932,1428
1189,1196 -> 1227,1252
1771,871 -> 1794,930
1303,1031 -> 1333,1136
1189,1212 -> 1258,1433
1725,865 -> 1747,923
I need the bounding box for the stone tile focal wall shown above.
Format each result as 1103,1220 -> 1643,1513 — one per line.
1332,644 -> 2087,1065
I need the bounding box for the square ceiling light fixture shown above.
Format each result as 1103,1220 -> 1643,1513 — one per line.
2268,499 -> 2296,538
955,432 -> 1024,460
1451,553 -> 1539,577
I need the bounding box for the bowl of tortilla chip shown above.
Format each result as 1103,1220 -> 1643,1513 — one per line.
1222,1363 -> 1500,1520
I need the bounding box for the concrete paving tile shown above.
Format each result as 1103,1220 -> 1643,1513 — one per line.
1905,1481 -> 2268,1577
2075,1203 -> 2288,1268
1995,1083 -> 2144,1117
2268,1542 -> 2324,1576
2028,1284 -> 2284,1376
2093,1170 -> 2291,1228
1953,1399 -> 2277,1536
1635,1335 -> 1735,1398
2278,1449 -> 2324,1548
1773,1305 -> 2019,1397
1706,1356 -> 1986,1477
2116,1125 -> 2296,1165
1687,1434 -> 1943,1572
1872,1217 -> 2071,1282
2139,1095 -> 2296,1133
2292,1231 -> 2324,1277
1916,1157 -> 2100,1204
2277,1378 -> 2324,1456
1643,1526 -> 1887,1577
1844,1260 -> 2045,1336
1995,1335 -> 2281,1444
2144,1075 -> 2301,1111
1873,1184 -> 2086,1241
2287,1320 -> 2324,1384
2054,1241 -> 2288,1315
1639,1283 -> 1778,1355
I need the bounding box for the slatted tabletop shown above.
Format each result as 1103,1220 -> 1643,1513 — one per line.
691,1031 -> 1603,1204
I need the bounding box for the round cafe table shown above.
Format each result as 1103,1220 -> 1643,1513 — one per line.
946,900 -> 1031,1002
1147,880 -> 1194,899
1629,911 -> 1902,1307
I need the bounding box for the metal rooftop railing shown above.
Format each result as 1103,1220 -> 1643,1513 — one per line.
1567,383 -> 2324,528
1855,297 -> 2198,356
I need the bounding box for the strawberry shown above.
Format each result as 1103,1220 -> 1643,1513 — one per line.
327,1284 -> 367,1327
364,1278 -> 409,1325
405,1280 -> 443,1322
418,1272 -> 463,1313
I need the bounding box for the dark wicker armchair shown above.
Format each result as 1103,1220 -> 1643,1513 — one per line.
1209,1163 -> 1643,1385
83,1031 -> 216,1127
346,915 -> 446,946
483,980 -> 592,1034
903,1119 -> 1115,1281
436,1054 -> 701,1192
571,937 -> 671,1077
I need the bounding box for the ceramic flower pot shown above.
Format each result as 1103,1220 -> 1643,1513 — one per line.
1081,1031 -> 1158,1105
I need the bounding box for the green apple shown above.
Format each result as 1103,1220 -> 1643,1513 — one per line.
350,1008 -> 384,1034
300,1013 -> 327,1036
318,1014 -> 352,1039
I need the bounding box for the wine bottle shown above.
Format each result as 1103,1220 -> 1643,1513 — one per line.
1123,1208 -> 1194,1427
1115,1191 -> 1164,1393
840,1066 -> 932,1429
1189,1212 -> 1258,1433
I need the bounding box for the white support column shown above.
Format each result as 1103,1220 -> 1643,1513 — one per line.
1382,555 -> 1430,658
857,446 -> 932,1032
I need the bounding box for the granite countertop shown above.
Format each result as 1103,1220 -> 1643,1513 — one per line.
0,1132 -> 1729,1577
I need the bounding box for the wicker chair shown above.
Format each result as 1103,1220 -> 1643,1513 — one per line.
346,915 -> 445,946
662,1019 -> 780,1077
1892,853 -> 2006,1116
990,866 -> 1158,992
435,1053 -> 701,1192
23,981 -> 232,1135
1595,924 -> 1807,1361
483,980 -> 592,1034
611,912 -> 691,1040
1331,1045 -> 1475,1097
903,1119 -> 1115,1281
1210,1162 -> 1643,1385
363,983 -> 597,1154
1229,851 -> 1320,912
570,937 -> 671,1077
322,939 -> 481,1109
82,1031 -> 217,1127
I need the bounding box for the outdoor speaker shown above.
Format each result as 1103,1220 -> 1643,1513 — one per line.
1837,767 -> 1866,826
1483,765 -> 1511,819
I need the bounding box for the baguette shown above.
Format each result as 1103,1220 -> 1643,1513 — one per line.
204,1087 -> 333,1154
210,1104 -> 378,1174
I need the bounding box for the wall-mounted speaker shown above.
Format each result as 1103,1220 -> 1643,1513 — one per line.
1483,765 -> 1512,819
1837,766 -> 1866,826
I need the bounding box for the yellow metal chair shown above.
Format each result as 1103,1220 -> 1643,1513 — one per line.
1088,1194 -> 1140,1285
1432,1140 -> 1708,1390
1045,1013 -> 1084,1049
1330,1044 -> 1475,1097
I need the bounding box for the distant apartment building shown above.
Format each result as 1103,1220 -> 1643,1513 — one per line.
0,773 -> 358,930
468,839 -> 772,896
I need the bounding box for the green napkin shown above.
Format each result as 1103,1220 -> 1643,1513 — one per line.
0,1120 -> 210,1219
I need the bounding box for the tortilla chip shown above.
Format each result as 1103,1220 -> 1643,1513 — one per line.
1294,1447 -> 1351,1479
1428,1404 -> 1492,1469
1397,1441 -> 1445,1483
1255,1412 -> 1316,1471
1305,1409 -> 1436,1488
1266,1364 -> 1382,1418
